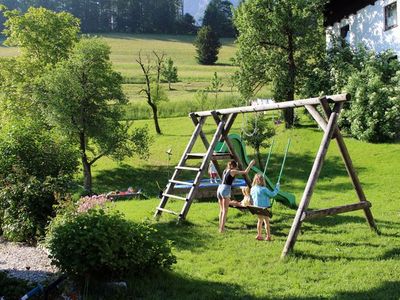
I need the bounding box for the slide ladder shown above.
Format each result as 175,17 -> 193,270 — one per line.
154,117 -> 226,222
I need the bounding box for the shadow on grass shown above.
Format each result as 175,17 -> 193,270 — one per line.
153,220 -> 213,252
125,270 -> 261,300
94,164 -> 171,196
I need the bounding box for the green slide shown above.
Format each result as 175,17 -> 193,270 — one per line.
215,133 -> 296,208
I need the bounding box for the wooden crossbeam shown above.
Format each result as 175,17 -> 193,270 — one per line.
194,93 -> 349,117
301,201 -> 372,221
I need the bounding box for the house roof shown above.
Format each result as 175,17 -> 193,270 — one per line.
325,0 -> 376,26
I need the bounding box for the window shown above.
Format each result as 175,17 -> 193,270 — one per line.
385,2 -> 398,30
340,24 -> 350,39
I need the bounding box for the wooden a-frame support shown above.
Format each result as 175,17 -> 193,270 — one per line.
155,93 -> 379,257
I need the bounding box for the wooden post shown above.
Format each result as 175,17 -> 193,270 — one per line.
190,113 -> 223,178
211,112 -> 252,186
281,111 -> 340,258
179,121 -> 225,220
319,98 -> 379,233
154,116 -> 206,219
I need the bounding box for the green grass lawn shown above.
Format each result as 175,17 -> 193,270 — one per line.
90,114 -> 400,299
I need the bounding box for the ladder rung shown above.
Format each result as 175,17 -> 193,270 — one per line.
169,180 -> 195,186
186,153 -> 206,159
175,166 -> 201,171
163,193 -> 188,201
156,207 -> 179,216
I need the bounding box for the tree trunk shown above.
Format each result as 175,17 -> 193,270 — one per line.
168,81 -> 172,90
256,148 -> 262,169
79,132 -> 92,193
285,30 -> 296,128
149,102 -> 162,134
82,157 -> 92,194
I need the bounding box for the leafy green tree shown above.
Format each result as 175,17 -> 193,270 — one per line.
162,57 -> 179,90
0,7 -> 80,121
203,0 -> 235,37
194,26 -> 221,65
242,114 -> 275,167
37,38 -> 151,193
2,6 -> 80,65
234,0 -> 326,127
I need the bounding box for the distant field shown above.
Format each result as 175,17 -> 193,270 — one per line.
0,34 -> 247,114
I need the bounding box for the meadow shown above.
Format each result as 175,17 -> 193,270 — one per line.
1,34 -> 400,299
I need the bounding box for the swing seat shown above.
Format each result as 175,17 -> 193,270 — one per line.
229,203 -> 273,218
247,205 -> 273,218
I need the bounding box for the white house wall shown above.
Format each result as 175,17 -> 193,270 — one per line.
327,0 -> 400,56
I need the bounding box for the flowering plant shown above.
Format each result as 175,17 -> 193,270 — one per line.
77,194 -> 110,213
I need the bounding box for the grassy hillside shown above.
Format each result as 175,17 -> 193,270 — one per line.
91,115 -> 400,299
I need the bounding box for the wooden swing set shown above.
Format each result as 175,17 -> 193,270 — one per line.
154,93 -> 379,258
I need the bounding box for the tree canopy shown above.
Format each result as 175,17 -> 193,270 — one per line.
202,0 -> 236,37
234,0 -> 326,127
0,0 -> 191,34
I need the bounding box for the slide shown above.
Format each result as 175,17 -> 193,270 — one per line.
215,133 -> 296,209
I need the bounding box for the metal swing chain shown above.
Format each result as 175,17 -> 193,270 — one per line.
241,110 -> 259,137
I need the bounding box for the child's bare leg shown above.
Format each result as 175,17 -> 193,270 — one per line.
264,216 -> 271,240
219,197 -> 230,233
218,196 -> 224,232
256,215 -> 263,239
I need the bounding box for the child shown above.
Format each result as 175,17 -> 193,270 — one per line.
217,159 -> 255,233
250,173 -> 279,241
240,186 -> 252,207
208,162 -> 218,183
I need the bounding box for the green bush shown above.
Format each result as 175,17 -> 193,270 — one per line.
0,169 -> 71,242
343,56 -> 400,142
46,209 -> 176,281
0,121 -> 78,242
300,38 -> 400,142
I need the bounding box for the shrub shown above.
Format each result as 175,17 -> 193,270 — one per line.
0,121 -> 78,242
343,57 -> 400,142
0,168 -> 71,242
46,209 -> 176,281
194,26 -> 221,65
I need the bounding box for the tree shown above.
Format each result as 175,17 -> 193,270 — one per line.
242,114 -> 275,167
203,0 -> 235,37
175,13 -> 197,34
162,57 -> 179,90
37,38 -> 151,193
0,6 -> 81,128
137,51 -> 169,135
209,72 -> 223,109
2,6 -> 80,66
234,0 -> 326,127
194,26 -> 221,65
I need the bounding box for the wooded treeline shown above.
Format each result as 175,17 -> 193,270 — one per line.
0,0 -> 196,34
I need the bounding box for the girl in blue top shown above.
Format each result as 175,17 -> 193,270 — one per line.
250,173 -> 279,241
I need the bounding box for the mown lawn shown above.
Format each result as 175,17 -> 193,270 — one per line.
91,114 -> 400,299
